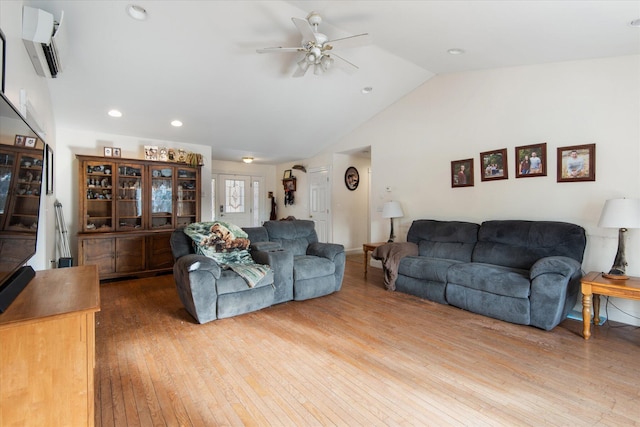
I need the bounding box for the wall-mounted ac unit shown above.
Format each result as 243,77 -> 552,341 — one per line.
22,6 -> 65,78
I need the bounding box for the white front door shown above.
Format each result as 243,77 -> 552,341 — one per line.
217,174 -> 252,227
309,167 -> 331,242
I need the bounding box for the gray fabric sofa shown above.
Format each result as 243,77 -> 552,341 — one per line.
394,219 -> 586,330
170,219 -> 345,323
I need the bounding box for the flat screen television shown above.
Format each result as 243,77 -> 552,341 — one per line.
0,91 -> 46,312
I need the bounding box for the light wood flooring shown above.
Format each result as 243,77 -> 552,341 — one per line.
95,255 -> 640,426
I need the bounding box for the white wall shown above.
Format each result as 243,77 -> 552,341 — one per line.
332,153 -> 370,252
55,128 -> 212,261
325,54 -> 640,325
1,0 -> 57,271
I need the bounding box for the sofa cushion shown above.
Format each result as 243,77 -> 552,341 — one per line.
293,255 -> 335,281
398,256 -> 463,283
447,262 -> 531,299
472,220 -> 586,270
407,220 -> 479,262
216,269 -> 274,295
263,220 -> 318,256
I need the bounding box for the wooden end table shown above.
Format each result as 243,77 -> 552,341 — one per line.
580,271 -> 640,339
362,242 -> 386,278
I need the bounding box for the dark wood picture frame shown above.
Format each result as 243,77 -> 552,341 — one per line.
46,144 -> 54,195
557,143 -> 596,182
480,148 -> 508,181
14,135 -> 25,146
515,143 -> 547,178
451,158 -> 474,187
0,28 -> 6,93
283,178 -> 296,191
344,166 -> 359,191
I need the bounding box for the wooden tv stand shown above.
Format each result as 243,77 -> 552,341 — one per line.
0,265 -> 100,426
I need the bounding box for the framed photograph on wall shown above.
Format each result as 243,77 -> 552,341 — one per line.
0,28 -> 6,93
104,147 -> 112,157
515,143 -> 547,178
25,137 -> 37,148
283,169 -> 292,179
480,148 -> 508,181
451,158 -> 474,187
283,178 -> 296,191
46,144 -> 54,195
113,147 -> 121,157
557,143 -> 596,182
14,135 -> 25,146
344,166 -> 359,191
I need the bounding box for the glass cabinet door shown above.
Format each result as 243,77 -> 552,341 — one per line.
116,163 -> 144,231
176,167 -> 198,228
84,161 -> 115,232
150,166 -> 174,229
0,151 -> 16,228
8,153 -> 44,232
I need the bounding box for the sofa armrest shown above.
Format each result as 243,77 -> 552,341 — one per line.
530,256 -> 581,280
307,242 -> 345,261
529,256 -> 583,330
251,248 -> 294,304
173,254 -> 222,324
251,241 -> 282,252
175,254 -> 222,279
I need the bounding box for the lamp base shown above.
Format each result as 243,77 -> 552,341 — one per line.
602,273 -> 629,280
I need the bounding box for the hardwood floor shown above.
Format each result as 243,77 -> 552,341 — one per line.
95,255 -> 640,426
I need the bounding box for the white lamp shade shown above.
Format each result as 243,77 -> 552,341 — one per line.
598,198 -> 640,228
382,201 -> 404,219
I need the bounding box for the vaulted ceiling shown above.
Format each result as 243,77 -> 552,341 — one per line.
27,0 -> 640,164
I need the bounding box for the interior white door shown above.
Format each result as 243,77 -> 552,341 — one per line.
309,167 -> 330,242
218,174 -> 252,227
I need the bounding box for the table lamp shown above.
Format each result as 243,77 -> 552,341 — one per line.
597,198 -> 640,280
382,201 -> 404,242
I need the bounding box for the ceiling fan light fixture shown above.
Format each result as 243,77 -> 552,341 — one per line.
447,48 -> 465,55
242,157 -> 254,164
321,55 -> 333,71
108,109 -> 122,118
171,120 -> 183,127
361,86 -> 373,94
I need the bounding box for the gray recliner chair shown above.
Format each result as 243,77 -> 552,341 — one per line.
170,228 -> 275,323
245,220 -> 346,301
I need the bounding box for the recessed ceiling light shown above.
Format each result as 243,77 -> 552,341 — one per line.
242,157 -> 254,164
447,48 -> 465,55
126,4 -> 147,21
361,87 -> 373,94
171,120 -> 183,127
630,18 -> 640,27
108,109 -> 122,118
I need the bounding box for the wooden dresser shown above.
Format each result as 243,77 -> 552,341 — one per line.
0,266 -> 100,426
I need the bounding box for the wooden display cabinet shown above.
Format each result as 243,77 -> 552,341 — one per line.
77,155 -> 200,279
0,147 -> 44,232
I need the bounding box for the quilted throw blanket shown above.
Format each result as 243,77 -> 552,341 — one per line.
184,221 -> 270,288
372,242 -> 418,291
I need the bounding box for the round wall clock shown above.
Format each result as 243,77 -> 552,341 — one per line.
345,166 -> 359,191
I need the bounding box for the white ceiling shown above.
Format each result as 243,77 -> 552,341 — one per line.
27,0 -> 640,164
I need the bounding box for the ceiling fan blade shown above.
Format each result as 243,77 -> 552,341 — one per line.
292,17 -> 316,44
330,53 -> 359,74
324,33 -> 371,50
257,47 -> 304,54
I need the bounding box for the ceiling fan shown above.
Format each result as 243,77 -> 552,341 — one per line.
257,11 -> 370,77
